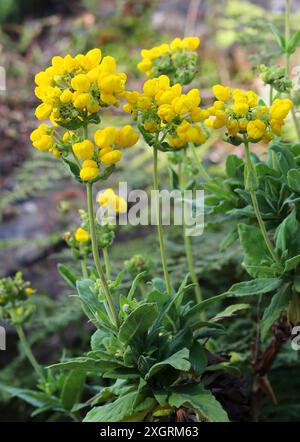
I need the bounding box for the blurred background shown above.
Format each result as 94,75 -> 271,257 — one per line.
0,0 -> 300,421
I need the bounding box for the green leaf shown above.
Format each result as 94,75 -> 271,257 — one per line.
76,279 -> 111,328
62,158 -> 81,181
189,342 -> 207,376
261,283 -> 292,341
83,391 -> 137,422
90,329 -> 107,351
168,384 -> 229,422
145,348 -> 191,379
127,271 -> 148,301
269,23 -> 286,51
0,384 -> 59,409
270,144 -> 296,178
227,278 -> 282,297
275,209 -> 300,260
48,357 -> 102,371
84,390 -> 156,422
287,30 -> 300,54
285,254 -> 300,272
184,293 -> 229,322
118,303 -> 158,345
219,227 -> 238,251
213,303 -> 250,320
238,223 -> 279,278
287,169 -> 300,193
225,154 -> 244,178
57,264 -> 79,289
61,369 -> 86,411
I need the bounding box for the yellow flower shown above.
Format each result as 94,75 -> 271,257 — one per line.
182,36 -> 200,51
233,102 -> 249,116
30,124 -> 54,150
35,103 -> 53,120
157,104 -> 176,122
100,56 -> 117,73
138,58 -> 153,73
60,89 -> 73,103
75,227 -> 90,243
114,125 -> 139,148
80,160 -> 99,181
33,134 -> 54,151
71,74 -> 91,93
226,120 -> 239,136
35,71 -> 53,87
155,84 -> 182,105
170,38 -> 183,51
94,126 -> 116,148
73,93 -> 90,109
99,74 -> 125,95
100,150 -> 122,165
73,140 -> 94,160
190,107 -> 209,122
186,126 -> 206,145
212,84 -> 231,102
246,91 -> 258,107
86,48 -> 102,68
270,98 -> 293,119
143,75 -> 170,97
247,119 -> 266,139
270,118 -> 284,136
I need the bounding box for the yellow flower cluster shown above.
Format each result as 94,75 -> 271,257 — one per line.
123,75 -> 207,149
34,48 -> 127,125
138,37 -> 200,76
205,85 -> 293,143
97,188 -> 127,213
63,124 -> 139,181
30,124 -> 54,151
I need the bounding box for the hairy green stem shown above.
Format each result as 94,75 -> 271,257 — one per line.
86,183 -> 119,326
81,260 -> 88,278
15,324 -> 44,380
153,148 -> 172,295
244,141 -> 281,266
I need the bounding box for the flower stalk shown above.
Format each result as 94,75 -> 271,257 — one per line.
86,182 -> 119,327
243,139 -> 281,266
153,148 -> 172,295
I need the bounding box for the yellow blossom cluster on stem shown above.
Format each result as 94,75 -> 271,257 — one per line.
138,37 -> 200,76
34,48 -> 127,126
206,84 -> 293,143
123,75 -> 207,150
30,48 -> 140,183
